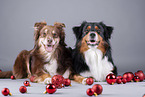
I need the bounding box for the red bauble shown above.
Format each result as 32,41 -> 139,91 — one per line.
51,75 -> 64,88
46,84 -> 56,94
116,78 -> 122,84
86,88 -> 96,96
137,70 -> 143,73
23,81 -> 30,86
1,88 -> 12,96
133,76 -> 140,82
86,78 -> 94,85
64,78 -> 71,86
135,71 -> 144,81
30,76 -> 36,82
11,75 -> 15,80
116,75 -> 123,80
123,72 -> 134,82
122,78 -> 127,84
106,73 -> 116,85
19,86 -> 27,93
92,84 -> 103,95
0,69 -> 2,72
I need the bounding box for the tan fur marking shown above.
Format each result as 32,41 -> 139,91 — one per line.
97,33 -> 108,55
87,26 -> 91,30
95,26 -> 99,30
79,33 -> 89,53
34,73 -> 51,83
73,75 -> 85,83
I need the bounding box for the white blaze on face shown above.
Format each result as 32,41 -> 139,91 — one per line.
38,29 -> 60,53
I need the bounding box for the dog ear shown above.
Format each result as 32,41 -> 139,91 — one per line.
54,22 -> 66,46
106,26 -> 113,39
99,22 -> 113,39
73,21 -> 87,39
54,22 -> 65,28
34,21 -> 47,41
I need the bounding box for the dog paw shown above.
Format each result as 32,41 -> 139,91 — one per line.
82,78 -> 87,85
44,78 -> 52,84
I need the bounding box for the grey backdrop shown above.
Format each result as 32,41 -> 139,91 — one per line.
0,0 -> 145,74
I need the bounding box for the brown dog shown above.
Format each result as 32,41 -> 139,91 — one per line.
0,22 -> 72,83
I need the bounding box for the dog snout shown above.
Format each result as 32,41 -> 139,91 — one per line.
90,32 -> 96,39
47,39 -> 53,43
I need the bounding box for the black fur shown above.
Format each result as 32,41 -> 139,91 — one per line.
72,21 -> 117,75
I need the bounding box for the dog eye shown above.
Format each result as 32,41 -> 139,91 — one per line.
85,30 -> 89,34
97,29 -> 101,34
53,33 -> 58,38
42,32 -> 46,37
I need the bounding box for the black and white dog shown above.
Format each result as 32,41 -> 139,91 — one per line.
71,21 -> 117,84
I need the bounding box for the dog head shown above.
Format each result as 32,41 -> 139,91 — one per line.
34,21 -> 66,53
73,21 -> 113,54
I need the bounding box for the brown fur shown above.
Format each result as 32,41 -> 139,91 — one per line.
79,34 -> 89,53
97,33 -> 109,55
0,22 -> 72,83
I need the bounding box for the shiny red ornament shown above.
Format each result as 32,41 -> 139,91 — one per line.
123,72 -> 134,82
133,76 -> 140,82
19,86 -> 27,93
23,81 -> 30,86
137,70 -> 143,73
1,88 -> 12,96
106,73 -> 116,85
116,78 -> 122,84
122,78 -> 127,84
135,71 -> 144,81
0,69 -> 2,72
86,78 -> 94,85
116,75 -> 123,80
64,78 -> 71,86
92,84 -> 103,95
51,75 -> 64,88
86,88 -> 97,96
45,84 -> 56,94
11,75 -> 15,80
30,76 -> 36,82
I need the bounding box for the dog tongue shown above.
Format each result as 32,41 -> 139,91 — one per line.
46,46 -> 53,52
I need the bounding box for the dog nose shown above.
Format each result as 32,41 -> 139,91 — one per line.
48,39 -> 52,43
90,33 -> 96,39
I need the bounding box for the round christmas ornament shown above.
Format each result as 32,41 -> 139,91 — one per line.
116,78 -> 122,84
122,78 -> 127,84
86,88 -> 97,96
0,69 -> 2,72
135,71 -> 144,81
123,72 -> 134,82
51,75 -> 64,88
1,88 -> 12,96
86,78 -> 94,85
30,76 -> 36,82
116,75 -> 123,80
64,78 -> 71,86
106,73 -> 116,85
19,86 -> 27,93
44,84 -> 56,94
137,70 -> 143,73
11,75 -> 15,80
92,84 -> 103,95
133,76 -> 140,82
23,81 -> 30,86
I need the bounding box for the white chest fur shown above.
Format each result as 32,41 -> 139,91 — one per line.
44,59 -> 58,77
80,48 -> 113,81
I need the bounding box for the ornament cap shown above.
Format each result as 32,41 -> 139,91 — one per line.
9,93 -> 12,96
43,91 -> 47,94
94,92 -> 98,96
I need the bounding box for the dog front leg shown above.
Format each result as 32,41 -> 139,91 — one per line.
33,73 -> 51,84
73,75 -> 87,85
